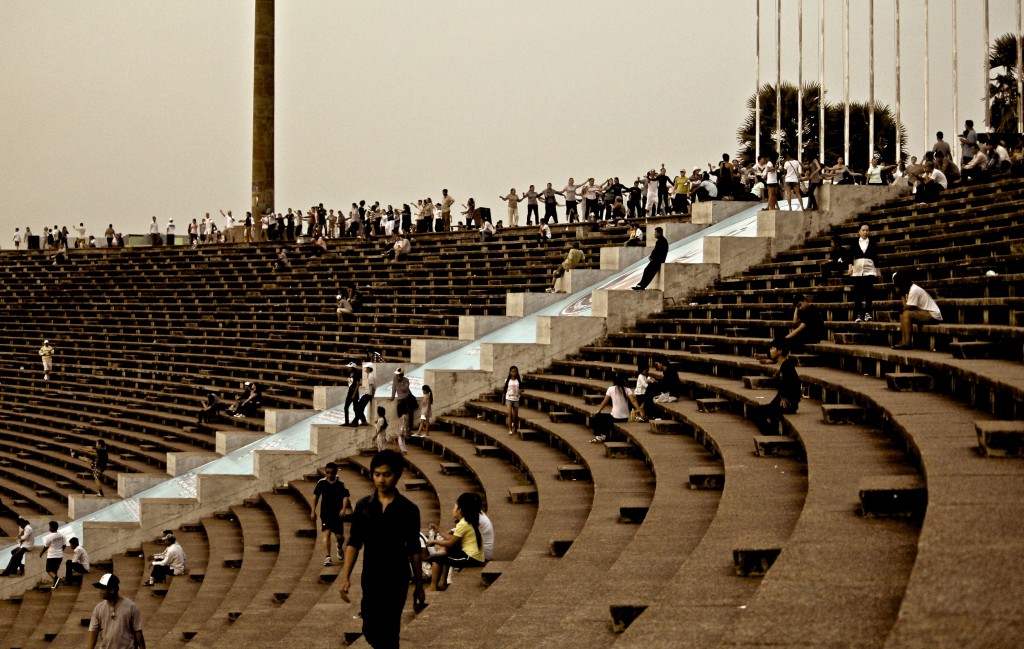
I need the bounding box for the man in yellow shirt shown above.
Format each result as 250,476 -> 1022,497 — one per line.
672,170 -> 691,214
549,241 -> 585,292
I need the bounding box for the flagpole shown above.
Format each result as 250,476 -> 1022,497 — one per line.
799,0 -> 804,160
1017,0 -> 1023,134
869,0 -> 875,166
983,0 -> 990,131
952,0 -> 958,163
756,0 -> 761,160
777,0 -> 782,156
924,0 -> 929,148
895,0 -> 901,161
844,0 -> 850,163
819,0 -> 825,163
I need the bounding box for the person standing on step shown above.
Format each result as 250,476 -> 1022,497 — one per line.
74,438 -> 109,496
749,337 -> 802,435
848,223 -> 881,323
415,385 -> 433,438
504,366 -> 524,436
498,189 -> 522,228
1,517 -> 33,576
313,461 -> 352,567
340,450 -> 426,649
88,574 -> 146,649
40,520 -> 66,589
391,368 -> 415,442
354,367 -> 377,428
39,339 -> 55,381
632,226 -> 668,290
344,363 -> 361,426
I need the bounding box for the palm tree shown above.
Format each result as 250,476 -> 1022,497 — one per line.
989,33 -> 1019,134
736,81 -> 907,169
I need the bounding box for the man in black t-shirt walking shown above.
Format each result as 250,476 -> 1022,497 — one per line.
312,462 -> 351,567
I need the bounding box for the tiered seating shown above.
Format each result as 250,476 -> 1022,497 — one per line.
0,221 -> 635,523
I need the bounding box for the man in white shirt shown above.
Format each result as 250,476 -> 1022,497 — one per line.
479,219 -> 495,243
76,223 -> 87,248
891,272 -> 942,350
2,517 -> 33,576
916,161 -> 947,203
65,537 -> 91,586
166,219 -> 175,246
12,228 -> 22,250
145,533 -> 186,586
962,144 -> 989,183
149,216 -> 160,246
221,209 -> 235,242
39,520 -> 66,589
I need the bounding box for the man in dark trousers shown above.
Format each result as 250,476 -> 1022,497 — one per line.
344,363 -> 361,426
312,462 -> 351,567
340,450 -> 426,649
632,226 -> 668,290
748,338 -> 802,435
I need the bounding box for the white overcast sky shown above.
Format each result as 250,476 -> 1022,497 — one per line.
0,1 -> 1018,242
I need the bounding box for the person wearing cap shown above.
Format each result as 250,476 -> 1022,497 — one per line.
749,338 -> 802,434
891,272 -> 943,350
39,339 -> 55,381
65,536 -> 90,586
145,533 -> 186,586
89,573 -> 146,649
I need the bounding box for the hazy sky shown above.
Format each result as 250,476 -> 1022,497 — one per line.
1,1 -> 1018,244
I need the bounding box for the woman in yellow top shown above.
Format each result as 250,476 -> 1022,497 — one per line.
424,493 -> 485,591
672,170 -> 691,215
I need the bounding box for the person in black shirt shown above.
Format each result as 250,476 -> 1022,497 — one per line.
786,294 -> 823,350
340,450 -> 425,649
651,357 -> 683,398
748,338 -> 802,435
821,235 -> 847,281
313,462 -> 351,567
632,226 -> 668,290
626,180 -> 643,219
656,167 -> 672,215
74,439 -> 109,496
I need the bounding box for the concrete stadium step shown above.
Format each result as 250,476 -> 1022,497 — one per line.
976,420 -> 1024,457
400,410 -> 591,647
613,394 -> 807,648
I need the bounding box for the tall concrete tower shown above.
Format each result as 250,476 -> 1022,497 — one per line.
251,0 -> 274,218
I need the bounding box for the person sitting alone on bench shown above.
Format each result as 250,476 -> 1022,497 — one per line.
749,337 -> 801,435
891,272 -> 943,350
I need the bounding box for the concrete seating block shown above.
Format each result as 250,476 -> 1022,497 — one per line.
885,372 -> 933,392
583,394 -> 604,406
549,539 -> 573,557
272,592 -> 290,604
759,309 -> 789,321
259,542 -> 280,553
153,584 -> 169,597
696,398 -> 731,413
647,419 -> 683,435
518,428 -> 544,442
792,353 -> 823,367
80,618 -> 91,627
474,445 -> 503,458
619,502 -> 649,524
180,522 -> 204,533
858,475 -> 927,518
742,375 -> 776,390
976,421 -> 1024,458
604,441 -> 637,459
223,555 -> 243,569
688,466 -> 725,490
509,486 -> 538,504
549,411 -> 582,424
481,561 -> 508,586
403,479 -> 430,491
344,633 -> 364,645
227,612 -> 242,622
557,464 -> 590,481
358,447 -> 378,456
833,332 -> 870,345
821,404 -> 866,425
610,604 -> 648,633
733,546 -> 782,577
188,572 -> 205,583
319,571 -> 338,584
753,435 -> 801,458
182,631 -> 198,641
439,462 -> 465,476
951,341 -> 999,360
688,344 -> 717,354
295,528 -> 317,539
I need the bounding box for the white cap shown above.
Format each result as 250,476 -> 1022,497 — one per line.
346,362 -> 358,368
43,340 -> 49,344
93,573 -> 120,589
394,368 -> 403,374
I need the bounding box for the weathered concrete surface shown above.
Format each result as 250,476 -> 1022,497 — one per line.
703,235 -> 772,278
592,289 -> 664,332
656,262 -> 721,301
691,200 -> 759,224
459,316 -> 519,341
